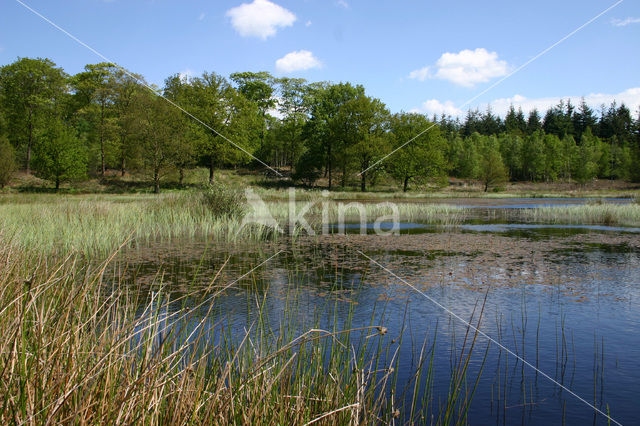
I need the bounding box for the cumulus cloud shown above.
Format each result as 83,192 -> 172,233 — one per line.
336,0 -> 349,8
411,88 -> 640,118
611,17 -> 640,27
410,99 -> 463,116
226,0 -> 296,40
409,48 -> 510,87
275,50 -> 322,73
487,88 -> 640,117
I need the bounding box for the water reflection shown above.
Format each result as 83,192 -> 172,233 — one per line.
112,224 -> 640,425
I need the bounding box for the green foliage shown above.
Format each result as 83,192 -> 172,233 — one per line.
388,113 -> 447,192
1,56 -> 639,190
32,120 -> 87,190
292,147 -> 323,187
572,128 -> 601,184
0,57 -> 68,172
199,183 -> 246,218
0,136 -> 16,188
478,147 -> 508,192
522,131 -> 546,181
70,62 -> 119,175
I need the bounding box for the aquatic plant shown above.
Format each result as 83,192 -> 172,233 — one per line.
523,204 -> 640,227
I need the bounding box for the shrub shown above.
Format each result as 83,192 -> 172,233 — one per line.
199,183 -> 246,218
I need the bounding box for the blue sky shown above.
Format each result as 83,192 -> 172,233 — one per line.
1,0 -> 639,116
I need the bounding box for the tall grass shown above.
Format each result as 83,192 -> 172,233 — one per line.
522,204 -> 640,227
0,191 -> 273,255
0,243 -> 488,424
0,192 -> 466,255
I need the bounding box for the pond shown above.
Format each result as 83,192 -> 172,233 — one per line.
118,199 -> 640,425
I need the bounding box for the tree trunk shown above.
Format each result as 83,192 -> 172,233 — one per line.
179,168 -> 184,185
100,103 -> 106,176
55,176 -> 60,191
26,108 -> 33,174
403,176 -> 409,192
120,157 -> 126,177
327,145 -> 332,190
484,181 -> 489,192
341,161 -> 347,188
360,171 -> 366,192
154,169 -> 160,194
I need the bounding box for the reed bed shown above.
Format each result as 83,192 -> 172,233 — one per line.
0,243 -> 488,425
522,203 -> 640,227
0,192 -> 466,255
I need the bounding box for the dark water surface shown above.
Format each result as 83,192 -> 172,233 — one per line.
120,203 -> 640,425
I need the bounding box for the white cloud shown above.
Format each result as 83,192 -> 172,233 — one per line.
611,17 -> 640,27
409,48 -> 510,87
410,99 -> 463,116
408,66 -> 430,82
411,88 -> 640,118
487,88 -> 640,117
275,50 -> 322,73
198,13 -> 205,21
226,0 -> 296,40
336,0 -> 349,8
305,20 -> 312,27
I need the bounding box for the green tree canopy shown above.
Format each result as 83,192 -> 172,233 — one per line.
0,57 -> 68,173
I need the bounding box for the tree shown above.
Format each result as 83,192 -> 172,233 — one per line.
292,145 -> 323,187
572,98 -> 597,142
542,133 -> 563,181
543,100 -> 574,138
186,72 -> 260,182
572,128 -> 601,185
505,105 -> 526,135
70,63 -> 119,176
478,147 -> 508,191
304,82 -> 364,189
133,92 -> 184,193
0,57 -> 68,173
526,109 -> 542,135
454,134 -> 480,179
112,69 -> 145,176
479,105 -> 502,135
499,133 -> 523,180
331,95 -> 389,191
0,136 -> 16,188
163,74 -> 202,183
32,119 -> 87,190
388,113 -> 447,192
522,131 -> 546,181
230,71 -> 276,151
276,77 -> 311,169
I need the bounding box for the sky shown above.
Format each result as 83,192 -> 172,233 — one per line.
1,0 -> 639,117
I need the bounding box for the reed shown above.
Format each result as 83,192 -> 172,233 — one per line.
0,242 -> 489,424
0,192 -> 466,256
522,204 -> 640,227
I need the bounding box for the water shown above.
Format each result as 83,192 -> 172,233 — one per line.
119,199 -> 640,425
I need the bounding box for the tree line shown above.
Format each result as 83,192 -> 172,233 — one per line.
0,57 -> 639,192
